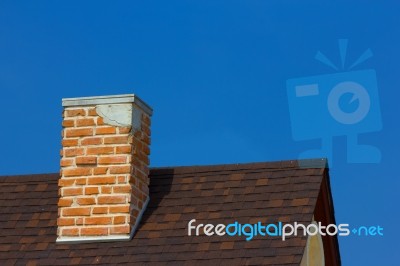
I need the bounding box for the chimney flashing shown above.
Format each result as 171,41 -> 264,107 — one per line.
56,197 -> 149,244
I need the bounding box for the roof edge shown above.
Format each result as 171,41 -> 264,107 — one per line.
150,158 -> 328,175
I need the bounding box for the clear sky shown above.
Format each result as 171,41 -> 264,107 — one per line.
0,1 -> 399,265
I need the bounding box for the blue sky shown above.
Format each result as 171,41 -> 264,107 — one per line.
0,1 -> 399,265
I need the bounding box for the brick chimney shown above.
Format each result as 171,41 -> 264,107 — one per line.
57,94 -> 152,243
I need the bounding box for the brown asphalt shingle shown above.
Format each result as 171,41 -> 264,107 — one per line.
0,159 -> 328,265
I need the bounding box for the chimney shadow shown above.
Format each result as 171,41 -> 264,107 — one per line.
135,167 -> 175,231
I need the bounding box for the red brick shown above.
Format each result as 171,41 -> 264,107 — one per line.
65,128 -> 93,138
96,116 -> 105,125
62,228 -> 79,236
132,139 -> 143,150
76,217 -> 83,225
117,176 -> 127,183
142,125 -> 151,136
98,195 -> 126,205
85,186 -> 99,195
64,148 -> 84,157
76,118 -> 95,127
62,139 -> 78,147
133,130 -> 141,138
65,109 -> 86,117
60,158 -> 74,167
76,156 -> 97,165
93,167 -> 108,175
113,185 -> 131,193
101,186 -> 112,194
104,136 -> 129,144
57,218 -> 75,226
110,225 -> 130,234
84,217 -> 112,225
109,205 -> 129,213
62,167 -> 91,177
130,209 -> 139,218
88,108 -> 97,116
113,216 -> 126,225
58,178 -> 75,187
142,145 -> 150,155
62,207 -> 91,216
98,156 -> 127,165
142,114 -> 151,126
135,140 -> 145,151
115,145 -> 132,154
62,119 -> 75,128
131,187 -> 141,199
62,187 -> 83,196
96,127 -> 116,135
58,198 -> 73,207
118,127 -> 131,134
109,165 -> 131,174
136,151 -> 149,164
142,135 -> 151,145
133,168 -> 148,183
92,206 -> 108,214
75,178 -> 87,185
81,137 -> 102,146
87,176 -> 116,185
81,227 -> 108,236
131,158 -> 144,171
87,146 -> 114,155
76,197 -> 96,205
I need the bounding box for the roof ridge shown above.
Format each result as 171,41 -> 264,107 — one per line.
150,158 -> 327,175
0,173 -> 59,183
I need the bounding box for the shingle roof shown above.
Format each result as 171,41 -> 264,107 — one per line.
0,159 -> 336,265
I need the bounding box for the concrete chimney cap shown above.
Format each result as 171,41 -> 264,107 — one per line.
62,94 -> 153,116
